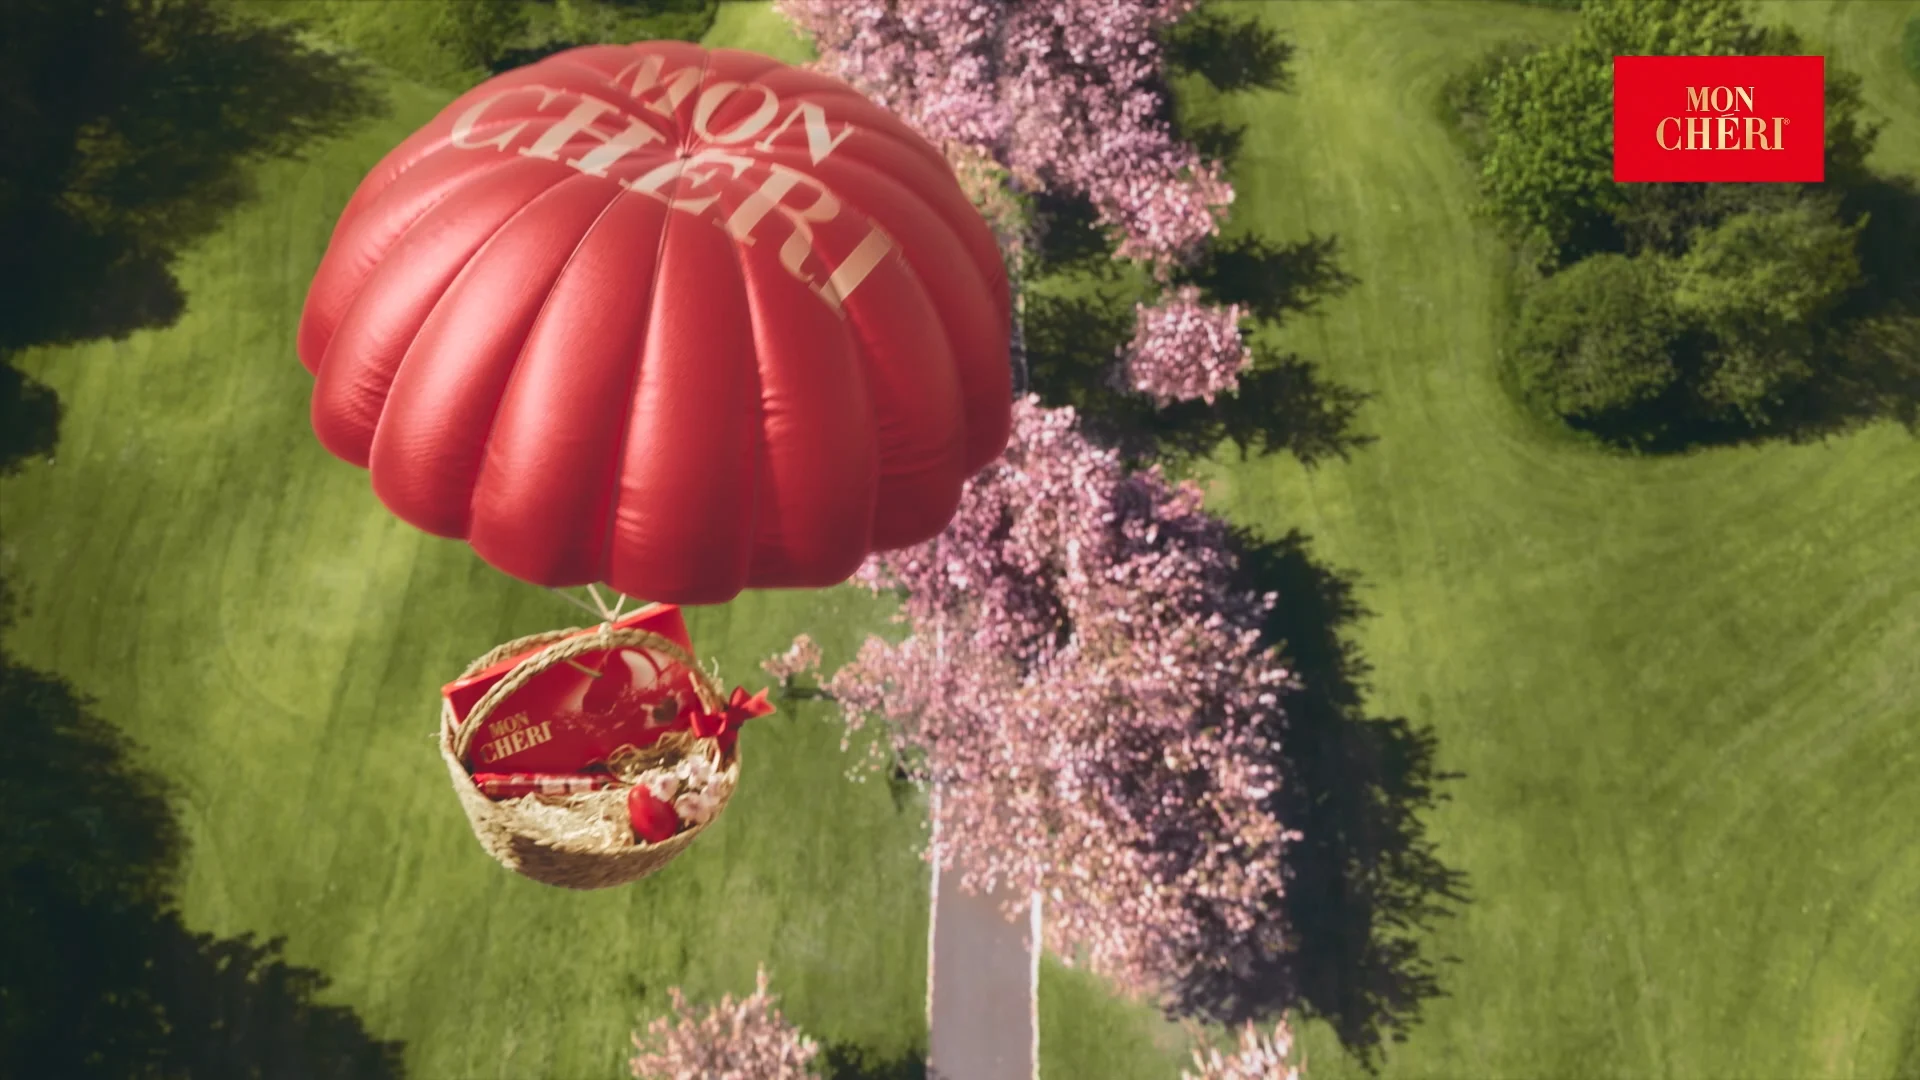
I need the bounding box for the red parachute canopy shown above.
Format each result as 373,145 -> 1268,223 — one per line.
299,42 -> 1011,605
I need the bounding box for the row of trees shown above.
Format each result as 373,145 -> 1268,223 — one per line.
822,400 -> 1298,997
1451,0 -> 1919,447
767,2 -> 1317,1073
626,966 -> 1298,1079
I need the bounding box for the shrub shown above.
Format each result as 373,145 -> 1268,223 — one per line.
1827,314 -> 1920,432
1672,198 -> 1865,336
1436,38 -> 1540,165
1473,0 -> 1877,265
1509,253 -> 1682,420
429,0 -> 530,79
1673,197 -> 1866,421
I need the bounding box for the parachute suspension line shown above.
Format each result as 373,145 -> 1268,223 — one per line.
586,584 -> 616,623
550,587 -> 606,621
549,585 -> 646,626
544,587 -> 615,677
545,585 -> 639,679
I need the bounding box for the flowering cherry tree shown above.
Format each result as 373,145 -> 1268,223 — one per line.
785,399 -> 1297,996
769,0 -> 1305,1011
780,0 -> 1250,407
1183,1019 -> 1303,1080
1121,286 -> 1253,406
779,0 -> 1230,268
628,966 -> 820,1080
761,634 -> 823,686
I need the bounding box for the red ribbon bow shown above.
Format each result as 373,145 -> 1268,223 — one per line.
690,687 -> 774,756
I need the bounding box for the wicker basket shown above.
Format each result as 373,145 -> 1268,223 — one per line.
439,626 -> 738,890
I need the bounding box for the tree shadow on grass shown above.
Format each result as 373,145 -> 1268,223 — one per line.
0,361 -> 62,475
1775,175 -> 1920,438
1028,191 -> 1119,278
1018,12 -> 1372,468
822,1041 -> 927,1080
1164,9 -> 1295,169
1164,8 -> 1296,96
0,582 -> 406,1078
1165,530 -> 1467,1062
1029,194 -> 1361,327
1024,195 -> 1370,467
1178,234 -> 1361,326
0,0 -> 380,353
1023,257 -> 1371,468
1562,177 -> 1920,453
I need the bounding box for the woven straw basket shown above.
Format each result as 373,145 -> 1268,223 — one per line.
439,626 -> 739,890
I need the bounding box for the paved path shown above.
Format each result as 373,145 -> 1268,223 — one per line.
926,802 -> 1039,1080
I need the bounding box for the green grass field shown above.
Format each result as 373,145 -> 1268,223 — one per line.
3,1 -> 1917,1078
1187,2 -> 1920,1078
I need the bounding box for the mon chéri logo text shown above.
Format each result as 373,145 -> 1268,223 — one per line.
1613,55 -> 1825,182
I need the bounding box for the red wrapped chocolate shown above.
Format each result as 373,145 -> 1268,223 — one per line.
627,785 -> 682,844
471,772 -> 613,799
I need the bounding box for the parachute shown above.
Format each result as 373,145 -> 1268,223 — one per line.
298,43 -> 1010,887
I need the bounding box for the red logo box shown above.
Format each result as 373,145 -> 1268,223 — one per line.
1612,55 -> 1825,182
443,604 -> 703,772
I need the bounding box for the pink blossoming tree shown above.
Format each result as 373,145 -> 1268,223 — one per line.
1122,286 -> 1252,406
780,0 -> 1253,404
628,966 -> 820,1080
776,399 -> 1298,997
761,634 -> 824,686
1183,1018 -> 1303,1080
779,0 -> 1228,267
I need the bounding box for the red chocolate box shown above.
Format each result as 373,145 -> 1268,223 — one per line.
444,605 -> 703,773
